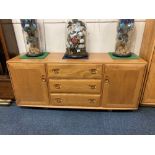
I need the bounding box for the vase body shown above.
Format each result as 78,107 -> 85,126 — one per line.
113,19 -> 135,57
64,19 -> 88,59
21,19 -> 44,57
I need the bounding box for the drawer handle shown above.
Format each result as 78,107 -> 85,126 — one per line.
90,69 -> 97,74
89,84 -> 96,89
88,99 -> 96,104
55,98 -> 62,104
54,84 -> 61,89
52,68 -> 60,74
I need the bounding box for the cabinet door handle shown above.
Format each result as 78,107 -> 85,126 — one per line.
89,84 -> 96,89
52,68 -> 60,74
41,75 -> 46,82
89,69 -> 97,74
54,84 -> 61,89
88,99 -> 96,104
105,76 -> 109,84
55,98 -> 63,104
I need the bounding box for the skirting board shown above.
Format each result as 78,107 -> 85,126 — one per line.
141,103 -> 155,107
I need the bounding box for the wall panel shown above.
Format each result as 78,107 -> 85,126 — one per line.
12,19 -> 145,55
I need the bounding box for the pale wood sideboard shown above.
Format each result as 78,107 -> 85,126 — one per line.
7,53 -> 147,110
140,20 -> 155,106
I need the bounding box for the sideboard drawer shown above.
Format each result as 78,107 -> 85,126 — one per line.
49,79 -> 101,93
50,93 -> 101,107
47,64 -> 102,79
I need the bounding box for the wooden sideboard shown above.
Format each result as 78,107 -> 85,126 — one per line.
139,20 -> 155,106
7,53 -> 147,110
0,19 -> 19,99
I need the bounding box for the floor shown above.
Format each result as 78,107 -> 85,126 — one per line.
0,102 -> 155,135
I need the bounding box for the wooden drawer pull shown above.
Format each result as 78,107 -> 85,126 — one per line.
89,84 -> 96,89
55,98 -> 63,103
52,68 -> 60,74
88,99 -> 96,104
54,84 -> 61,89
89,68 -> 97,74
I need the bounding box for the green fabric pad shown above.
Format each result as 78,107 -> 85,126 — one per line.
108,52 -> 139,59
19,52 -> 49,59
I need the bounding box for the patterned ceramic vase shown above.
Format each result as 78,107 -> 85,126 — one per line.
64,19 -> 88,59
21,19 -> 44,57
113,19 -> 135,57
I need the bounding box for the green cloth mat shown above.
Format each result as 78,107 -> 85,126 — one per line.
20,52 -> 49,59
108,52 -> 139,59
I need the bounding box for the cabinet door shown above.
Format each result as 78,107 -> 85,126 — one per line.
102,64 -> 145,109
8,63 -> 49,106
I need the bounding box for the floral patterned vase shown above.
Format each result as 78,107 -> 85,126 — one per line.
64,19 -> 88,59
113,19 -> 135,57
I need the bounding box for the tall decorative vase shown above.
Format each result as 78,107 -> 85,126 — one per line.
21,19 -> 44,57
113,19 -> 135,57
64,19 -> 88,59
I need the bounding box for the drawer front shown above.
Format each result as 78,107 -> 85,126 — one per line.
47,64 -> 102,79
50,93 -> 101,107
49,79 -> 101,93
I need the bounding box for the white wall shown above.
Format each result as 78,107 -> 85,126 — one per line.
12,19 -> 145,55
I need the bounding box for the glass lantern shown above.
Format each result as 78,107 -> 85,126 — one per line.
64,19 -> 88,59
113,19 -> 135,57
21,19 -> 44,57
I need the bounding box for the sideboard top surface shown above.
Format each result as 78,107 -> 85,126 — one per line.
7,53 -> 147,64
